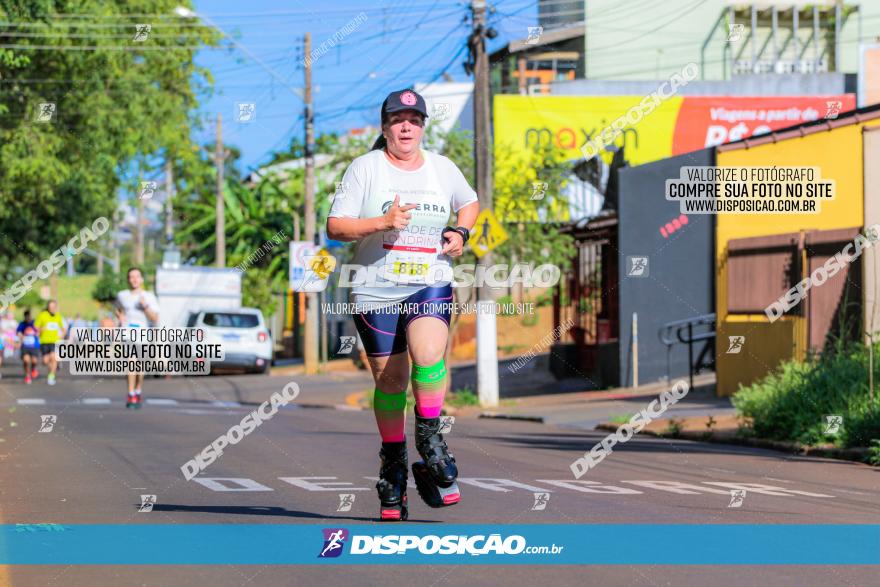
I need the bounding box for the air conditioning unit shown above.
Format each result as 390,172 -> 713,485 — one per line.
527,83 -> 552,96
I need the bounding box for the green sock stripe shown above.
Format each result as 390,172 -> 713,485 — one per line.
411,359 -> 447,385
374,388 -> 407,411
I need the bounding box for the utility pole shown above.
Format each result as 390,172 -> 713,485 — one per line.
472,0 -> 493,218
471,0 -> 499,408
135,173 -> 145,265
215,114 -> 226,268
113,211 -> 121,274
304,32 -> 319,375
165,158 -> 174,248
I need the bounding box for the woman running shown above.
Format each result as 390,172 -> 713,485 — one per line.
326,88 -> 479,521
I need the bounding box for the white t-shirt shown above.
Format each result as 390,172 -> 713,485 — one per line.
329,149 -> 478,306
116,289 -> 159,328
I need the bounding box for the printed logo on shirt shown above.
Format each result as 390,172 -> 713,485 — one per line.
380,198 -> 447,218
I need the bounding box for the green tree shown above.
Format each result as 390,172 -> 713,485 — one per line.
492,141 -> 577,271
241,266 -> 280,319
175,160 -> 294,274
91,272 -> 128,305
0,0 -> 219,278
424,126 -> 577,274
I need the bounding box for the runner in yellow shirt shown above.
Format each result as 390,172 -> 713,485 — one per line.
34,300 -> 66,386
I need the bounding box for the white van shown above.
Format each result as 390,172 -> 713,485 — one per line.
186,308 -> 272,374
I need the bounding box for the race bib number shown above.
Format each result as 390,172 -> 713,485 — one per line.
23,335 -> 36,346
47,322 -> 59,331
392,261 -> 429,277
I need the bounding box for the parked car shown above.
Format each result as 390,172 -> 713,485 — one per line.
186,308 -> 272,374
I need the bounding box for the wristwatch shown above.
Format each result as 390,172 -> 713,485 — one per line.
442,226 -> 470,245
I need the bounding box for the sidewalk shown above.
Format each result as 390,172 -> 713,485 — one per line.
458,373 -> 732,429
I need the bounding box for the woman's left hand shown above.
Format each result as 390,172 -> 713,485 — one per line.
441,232 -> 464,257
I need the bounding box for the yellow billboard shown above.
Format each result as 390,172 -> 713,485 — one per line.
494,95 -> 856,166
494,95 -> 683,166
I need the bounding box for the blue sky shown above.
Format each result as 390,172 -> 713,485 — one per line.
190,0 -> 540,174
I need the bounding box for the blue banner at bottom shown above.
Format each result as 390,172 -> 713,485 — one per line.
1,524 -> 878,565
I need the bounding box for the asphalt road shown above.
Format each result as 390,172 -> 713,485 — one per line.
1,367 -> 878,586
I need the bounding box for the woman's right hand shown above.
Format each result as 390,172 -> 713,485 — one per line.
383,195 -> 418,230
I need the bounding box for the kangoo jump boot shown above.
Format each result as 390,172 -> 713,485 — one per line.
376,441 -> 409,521
411,410 -> 460,508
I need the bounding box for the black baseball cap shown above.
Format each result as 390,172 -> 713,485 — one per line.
381,89 -> 429,120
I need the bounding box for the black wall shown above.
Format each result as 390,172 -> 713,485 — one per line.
617,149 -> 715,386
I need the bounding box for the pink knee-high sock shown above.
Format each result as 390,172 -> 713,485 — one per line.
411,360 -> 447,419
373,387 -> 407,442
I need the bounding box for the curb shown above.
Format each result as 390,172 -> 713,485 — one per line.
478,413 -> 545,423
595,423 -> 874,464
344,391 -> 367,410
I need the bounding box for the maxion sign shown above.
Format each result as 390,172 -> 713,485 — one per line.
495,95 -> 855,168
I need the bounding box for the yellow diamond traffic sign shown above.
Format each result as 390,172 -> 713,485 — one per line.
470,208 -> 508,258
309,248 -> 336,278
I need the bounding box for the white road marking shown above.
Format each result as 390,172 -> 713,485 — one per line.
145,399 -> 178,405
333,404 -> 360,411
364,476 -> 417,490
189,476 -> 837,498
702,482 -> 835,498
456,478 -> 553,493
191,478 -> 273,492
278,477 -> 370,491
621,480 -> 730,495
830,488 -> 871,496
537,479 -> 643,494
17,398 -> 46,405
81,398 -> 112,405
211,401 -> 242,408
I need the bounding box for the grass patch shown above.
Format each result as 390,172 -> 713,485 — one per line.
607,414 -> 632,425
8,274 -> 105,320
662,418 -> 683,437
498,344 -> 526,354
869,440 -> 880,466
447,386 -> 480,408
732,341 -> 880,448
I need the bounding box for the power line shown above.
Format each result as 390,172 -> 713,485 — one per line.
316,0 -> 463,110
587,0 -> 711,53
314,32 -> 469,125
44,3 -> 464,20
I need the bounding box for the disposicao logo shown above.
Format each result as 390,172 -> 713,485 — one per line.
350,533 -> 527,555
318,528 -> 348,558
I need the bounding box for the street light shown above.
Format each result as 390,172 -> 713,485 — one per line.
173,6 -> 304,100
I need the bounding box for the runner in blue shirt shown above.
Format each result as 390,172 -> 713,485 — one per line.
16,310 -> 41,384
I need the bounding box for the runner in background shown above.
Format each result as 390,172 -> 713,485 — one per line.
0,311 -> 18,379
1,311 -> 17,352
16,310 -> 40,384
34,300 -> 65,386
68,313 -> 88,340
114,267 -> 160,409
99,312 -> 115,329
